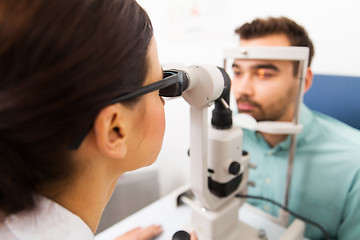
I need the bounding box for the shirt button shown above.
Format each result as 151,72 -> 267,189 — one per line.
264,205 -> 270,211
265,178 -> 271,184
267,152 -> 273,156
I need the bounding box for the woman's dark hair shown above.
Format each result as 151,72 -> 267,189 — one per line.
0,0 -> 153,217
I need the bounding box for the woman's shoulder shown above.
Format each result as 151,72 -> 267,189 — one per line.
0,220 -> 19,240
2,196 -> 93,240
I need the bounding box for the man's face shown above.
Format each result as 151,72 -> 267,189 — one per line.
231,34 -> 299,122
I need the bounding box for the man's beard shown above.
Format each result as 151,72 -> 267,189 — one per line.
236,96 -> 266,121
236,92 -> 296,122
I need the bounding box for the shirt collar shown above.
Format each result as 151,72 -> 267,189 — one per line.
5,195 -> 94,240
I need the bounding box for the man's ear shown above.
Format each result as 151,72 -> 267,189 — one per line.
93,104 -> 128,159
303,67 -> 313,93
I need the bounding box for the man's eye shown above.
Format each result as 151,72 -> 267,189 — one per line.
256,69 -> 272,79
233,71 -> 242,77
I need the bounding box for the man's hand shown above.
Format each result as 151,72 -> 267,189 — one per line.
114,225 -> 163,240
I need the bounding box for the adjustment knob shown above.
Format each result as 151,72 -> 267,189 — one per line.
229,161 -> 241,175
172,230 -> 190,240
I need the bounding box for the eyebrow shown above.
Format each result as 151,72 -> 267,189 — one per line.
232,62 -> 280,72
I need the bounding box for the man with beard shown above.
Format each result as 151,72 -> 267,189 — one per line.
232,17 -> 360,240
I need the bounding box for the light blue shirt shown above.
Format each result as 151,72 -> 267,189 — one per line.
240,104 -> 360,240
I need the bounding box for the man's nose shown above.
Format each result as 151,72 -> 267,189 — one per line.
232,74 -> 254,97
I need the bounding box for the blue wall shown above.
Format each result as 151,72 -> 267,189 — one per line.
304,74 -> 360,130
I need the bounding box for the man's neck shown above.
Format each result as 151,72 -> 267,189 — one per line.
259,108 -> 295,147
261,132 -> 288,148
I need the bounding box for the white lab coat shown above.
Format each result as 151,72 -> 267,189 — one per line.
0,195 -> 93,240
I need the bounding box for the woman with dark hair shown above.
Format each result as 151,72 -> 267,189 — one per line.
0,0 -> 196,239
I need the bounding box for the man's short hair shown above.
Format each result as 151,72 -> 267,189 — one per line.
235,17 -> 315,69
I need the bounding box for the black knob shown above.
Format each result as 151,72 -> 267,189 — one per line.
229,161 -> 241,175
172,230 -> 190,240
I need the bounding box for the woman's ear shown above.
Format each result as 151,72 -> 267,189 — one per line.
304,67 -> 313,93
93,104 -> 128,159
